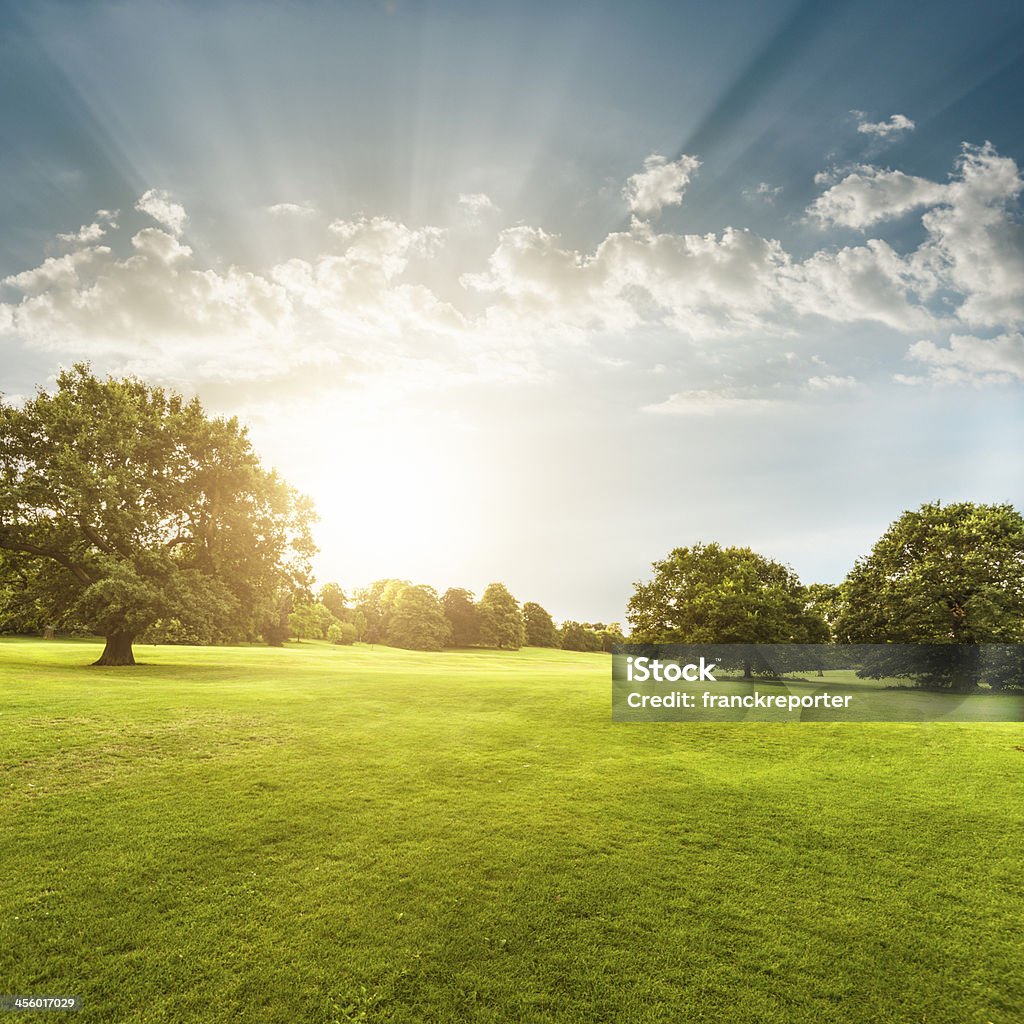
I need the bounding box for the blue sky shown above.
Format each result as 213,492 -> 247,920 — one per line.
2,0 -> 1023,621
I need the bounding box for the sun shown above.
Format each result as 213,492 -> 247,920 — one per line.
272,392 -> 487,593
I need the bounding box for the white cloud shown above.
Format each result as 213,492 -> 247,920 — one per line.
135,188 -> 187,235
2,228 -> 296,377
807,166 -> 948,229
55,208 -> 119,245
4,246 -> 113,295
805,374 -> 857,391
0,197 -> 465,384
855,112 -> 916,137
464,220 -> 791,339
623,154 -> 701,216
267,201 -> 316,217
779,238 -> 938,331
464,147 -> 1023,341
744,181 -> 783,203
642,389 -> 781,416
4,143 -> 1024,396
457,192 -> 499,217
57,222 -> 108,245
917,144 -> 1024,328
803,143 -> 1024,331
327,216 -> 446,279
905,332 -> 1024,383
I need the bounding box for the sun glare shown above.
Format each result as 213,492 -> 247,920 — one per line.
276,398 -> 485,591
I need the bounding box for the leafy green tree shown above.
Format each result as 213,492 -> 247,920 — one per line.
346,607 -> 367,641
0,552 -> 46,634
386,585 -> 451,651
522,601 -> 559,647
289,601 -> 335,641
627,542 -> 826,677
262,623 -> 290,648
590,622 -> 626,652
442,587 -> 481,646
318,582 -> 347,620
260,588 -> 294,648
559,620 -> 601,652
805,583 -> 843,642
835,502 -> 1024,690
478,582 -> 526,649
328,620 -> 357,645
0,366 -> 315,665
355,579 -> 410,644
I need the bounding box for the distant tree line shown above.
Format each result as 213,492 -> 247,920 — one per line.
278,578 -> 625,654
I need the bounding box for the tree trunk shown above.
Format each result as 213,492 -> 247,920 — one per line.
743,658 -> 752,680
94,633 -> 136,666
953,645 -> 980,692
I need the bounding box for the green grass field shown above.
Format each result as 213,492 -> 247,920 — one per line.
2,638 -> 1023,1023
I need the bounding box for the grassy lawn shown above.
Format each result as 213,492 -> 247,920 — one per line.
2,637 -> 1023,1023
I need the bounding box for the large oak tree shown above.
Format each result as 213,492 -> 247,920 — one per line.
834,501 -> 1024,690
0,366 -> 315,665
627,542 -> 827,677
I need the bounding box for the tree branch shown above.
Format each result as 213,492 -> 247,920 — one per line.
0,535 -> 93,584
77,516 -> 115,555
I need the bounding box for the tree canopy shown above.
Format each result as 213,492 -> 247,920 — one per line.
442,587 -> 481,646
355,578 -> 410,644
318,582 -> 347,620
835,501 -> 1024,689
386,585 -> 451,651
522,601 -> 559,647
0,365 -> 315,665
626,542 -> 826,676
478,582 -> 526,650
288,601 -> 335,641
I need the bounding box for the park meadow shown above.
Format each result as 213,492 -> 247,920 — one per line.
2,635 -> 1022,1024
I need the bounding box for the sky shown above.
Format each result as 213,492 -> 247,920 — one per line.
1,0 -> 1023,623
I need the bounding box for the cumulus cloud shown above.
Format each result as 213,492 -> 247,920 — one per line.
0,198 -> 464,383
56,208 -> 119,245
4,142 -> 1024,395
642,389 -> 782,416
855,112 -> 916,137
57,222 -> 108,245
2,228 -> 295,376
744,181 -> 783,203
464,220 -> 791,338
135,188 -> 188,235
267,201 -> 316,217
904,332 -> 1024,384
457,192 -> 499,217
779,238 -> 938,331
327,216 -> 446,279
623,154 -> 701,216
918,144 -> 1024,328
808,166 -> 948,229
803,143 -> 1024,330
461,146 -> 1023,342
805,374 -> 857,391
